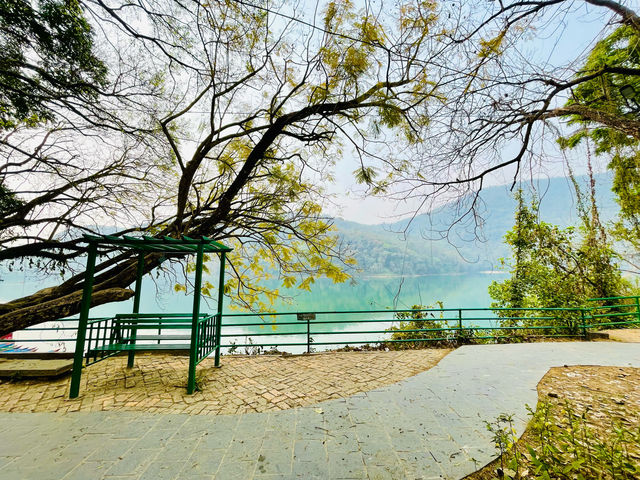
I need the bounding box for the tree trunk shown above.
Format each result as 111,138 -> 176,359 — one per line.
0,252 -> 164,336
0,287 -> 134,336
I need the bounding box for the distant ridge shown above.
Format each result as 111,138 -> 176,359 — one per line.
335,172 -> 618,276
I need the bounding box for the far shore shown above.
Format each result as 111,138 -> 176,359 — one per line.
356,271 -> 508,279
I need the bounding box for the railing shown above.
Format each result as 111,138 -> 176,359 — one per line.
85,317 -> 120,365
3,296 -> 640,355
219,306 -> 589,354
1,319 -> 79,353
587,295 -> 640,329
195,314 -> 218,364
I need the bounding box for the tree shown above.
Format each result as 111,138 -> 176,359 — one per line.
1,0 -> 118,244
0,0 -> 444,335
1,0 -> 107,130
0,0 -> 167,266
488,177 -> 632,334
374,0 -> 640,238
2,0 -> 640,336
556,23 -> 640,270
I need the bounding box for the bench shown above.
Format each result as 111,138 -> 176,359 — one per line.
85,313 -> 217,364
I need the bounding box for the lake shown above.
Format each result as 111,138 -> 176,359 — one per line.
1,271 -> 507,353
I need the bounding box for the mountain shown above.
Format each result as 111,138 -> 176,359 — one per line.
335,172 -> 619,276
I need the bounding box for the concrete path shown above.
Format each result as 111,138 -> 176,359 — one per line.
1,342 -> 638,480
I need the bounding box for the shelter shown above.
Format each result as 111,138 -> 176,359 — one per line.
69,234 -> 231,398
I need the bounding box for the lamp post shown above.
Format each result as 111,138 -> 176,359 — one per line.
619,84 -> 640,113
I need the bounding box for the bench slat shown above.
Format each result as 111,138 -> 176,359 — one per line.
115,323 -> 194,329
90,343 -> 191,352
120,335 -> 191,341
115,313 -> 208,318
115,319 -> 194,324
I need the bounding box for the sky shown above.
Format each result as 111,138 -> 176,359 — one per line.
324,1 -> 617,224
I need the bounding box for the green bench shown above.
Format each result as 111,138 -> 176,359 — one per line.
85,312 -> 218,370
87,313 -> 210,355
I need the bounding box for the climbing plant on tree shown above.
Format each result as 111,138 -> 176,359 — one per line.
489,173 -> 633,334
557,24 -> 640,271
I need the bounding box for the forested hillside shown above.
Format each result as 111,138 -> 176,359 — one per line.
336,173 -> 618,276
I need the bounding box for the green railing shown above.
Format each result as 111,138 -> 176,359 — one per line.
586,295 -> 640,328
219,306 -> 590,353
4,296 -> 640,355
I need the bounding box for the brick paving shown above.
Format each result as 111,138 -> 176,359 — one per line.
0,349 -> 450,415
0,343 -> 638,479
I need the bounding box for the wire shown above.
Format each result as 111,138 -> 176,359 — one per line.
226,0 -> 487,75
228,0 -> 393,54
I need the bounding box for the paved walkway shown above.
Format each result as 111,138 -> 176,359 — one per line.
0,342 -> 638,480
0,350 -> 449,414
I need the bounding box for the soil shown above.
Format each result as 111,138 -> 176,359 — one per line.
465,365 -> 640,479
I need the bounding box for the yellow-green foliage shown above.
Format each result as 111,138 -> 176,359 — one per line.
385,303 -> 453,349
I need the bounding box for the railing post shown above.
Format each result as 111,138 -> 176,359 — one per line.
214,251 -> 226,368
187,244 -> 204,394
127,252 -> 145,368
580,309 -> 588,340
306,314 -> 311,354
635,297 -> 640,325
458,309 -> 463,340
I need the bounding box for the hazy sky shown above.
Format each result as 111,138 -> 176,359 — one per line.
326,2 -> 614,225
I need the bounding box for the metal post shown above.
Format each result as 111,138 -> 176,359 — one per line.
635,297 -> 640,325
580,309 -> 588,340
69,242 -> 98,399
127,253 -> 145,368
307,315 -> 311,354
214,251 -> 226,368
187,244 -> 204,394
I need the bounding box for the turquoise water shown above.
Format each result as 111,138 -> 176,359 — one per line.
1,271 -> 507,352
0,270 -> 506,314
220,273 -> 507,352
273,273 -> 506,312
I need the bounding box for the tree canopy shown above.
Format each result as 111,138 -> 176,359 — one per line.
1,0 -> 640,335
1,0 -> 107,130
0,0 -> 445,333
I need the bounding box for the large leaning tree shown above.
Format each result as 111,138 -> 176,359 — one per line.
0,0 -> 447,334
1,0 -> 639,335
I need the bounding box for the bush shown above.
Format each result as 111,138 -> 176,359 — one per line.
384,303 -> 483,349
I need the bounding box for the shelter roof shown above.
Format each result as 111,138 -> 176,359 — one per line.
83,234 -> 232,254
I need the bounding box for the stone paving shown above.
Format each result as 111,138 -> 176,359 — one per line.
0,350 -> 449,414
0,342 -> 638,480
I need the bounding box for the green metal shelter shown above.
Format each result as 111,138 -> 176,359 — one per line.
69,234 -> 232,398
